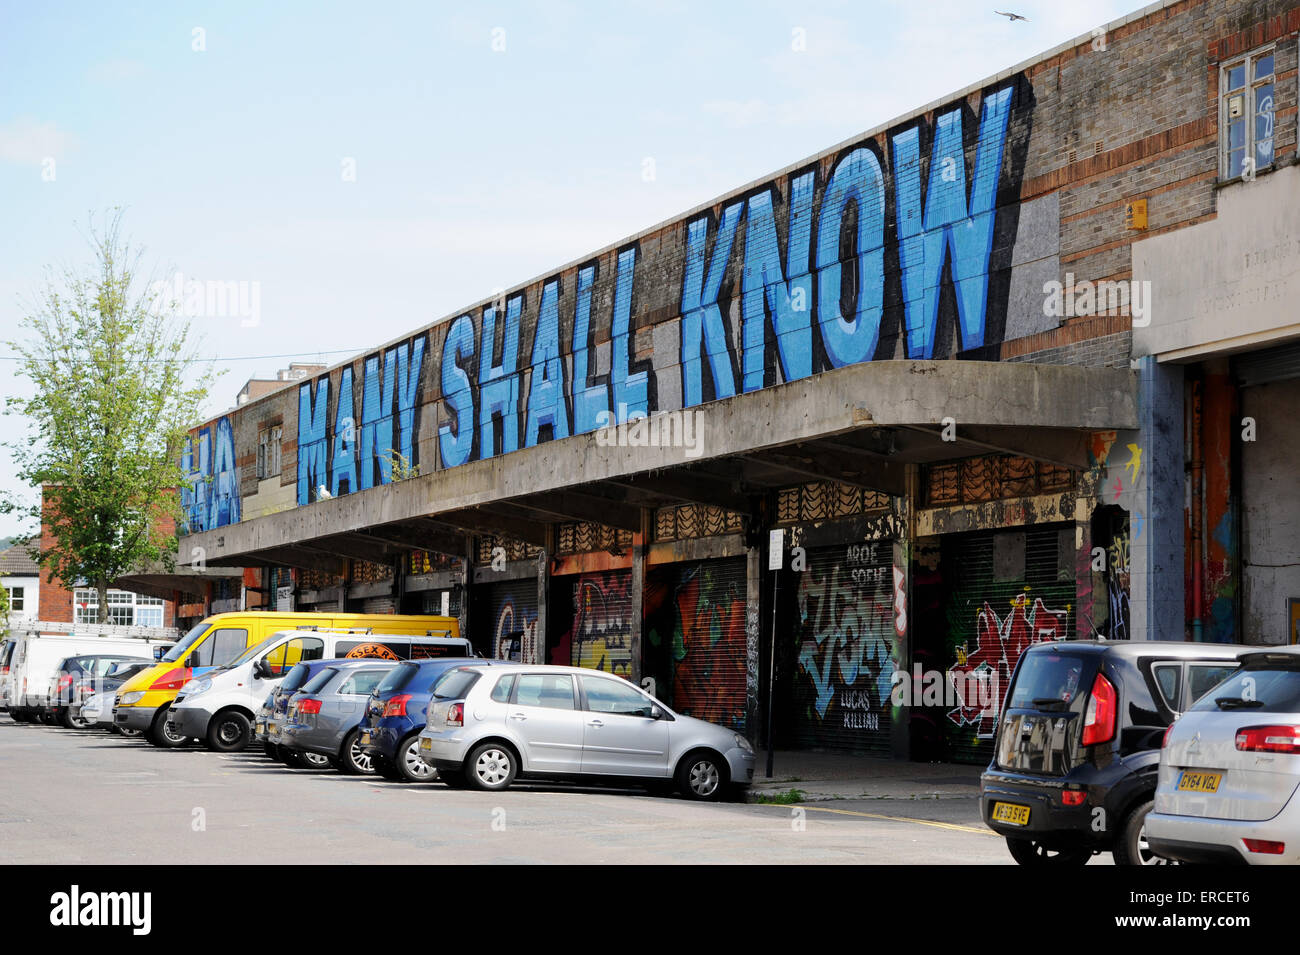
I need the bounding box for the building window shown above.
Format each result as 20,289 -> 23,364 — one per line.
1221,46 -> 1275,179
257,425 -> 283,479
3,586 -> 23,612
73,589 -> 164,626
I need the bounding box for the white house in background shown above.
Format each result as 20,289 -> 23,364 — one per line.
0,541 -> 39,626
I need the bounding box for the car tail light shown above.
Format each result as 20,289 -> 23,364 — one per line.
1162,724 -> 1176,748
296,698 -> 323,716
1243,838 -> 1285,855
151,668 -> 192,691
1061,790 -> 1086,806
1235,725 -> 1300,755
383,694 -> 412,718
447,702 -> 464,727
57,674 -> 73,691
1081,673 -> 1117,747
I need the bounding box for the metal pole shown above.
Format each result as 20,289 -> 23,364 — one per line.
765,569 -> 778,779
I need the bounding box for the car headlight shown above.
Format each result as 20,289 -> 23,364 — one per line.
182,678 -> 212,696
734,734 -> 754,754
119,692 -> 145,706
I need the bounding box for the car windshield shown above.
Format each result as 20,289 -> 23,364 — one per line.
432,667 -> 484,700
280,662 -> 315,694
161,623 -> 210,663
1189,667 -> 1300,713
1006,652 -> 1089,709
299,667 -> 338,695
375,662 -> 417,696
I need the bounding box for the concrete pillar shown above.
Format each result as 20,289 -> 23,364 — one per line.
628,510 -> 649,685
534,528 -> 553,665
1130,356 -> 1185,641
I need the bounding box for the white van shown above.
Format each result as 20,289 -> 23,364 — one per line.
7,625 -> 177,723
166,627 -> 473,751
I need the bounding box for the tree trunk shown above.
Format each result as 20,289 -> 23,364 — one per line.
97,579 -> 109,625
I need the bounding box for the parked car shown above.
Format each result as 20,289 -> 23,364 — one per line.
1147,648 -> 1300,864
167,628 -> 471,752
73,661 -> 157,734
0,637 -> 17,713
278,661 -> 398,774
9,631 -> 173,724
358,658 -> 509,782
981,639 -> 1252,865
253,658 -> 342,766
416,664 -> 756,799
113,610 -> 460,747
47,654 -> 152,728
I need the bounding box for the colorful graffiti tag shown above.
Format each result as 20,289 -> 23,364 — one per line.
560,572 -> 633,678
946,592 -> 1068,737
667,564 -> 748,730
795,545 -> 895,734
180,416 -> 240,533
491,595 -> 539,664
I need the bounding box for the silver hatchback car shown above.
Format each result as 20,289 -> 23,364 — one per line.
415,664 -> 755,800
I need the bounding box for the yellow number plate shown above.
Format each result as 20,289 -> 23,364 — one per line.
992,802 -> 1031,826
420,738 -> 432,751
360,732 -> 371,745
1178,771 -> 1222,793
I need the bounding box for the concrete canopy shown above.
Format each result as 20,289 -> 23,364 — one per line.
178,359 -> 1138,571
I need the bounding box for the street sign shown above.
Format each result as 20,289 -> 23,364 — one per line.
768,528 -> 785,571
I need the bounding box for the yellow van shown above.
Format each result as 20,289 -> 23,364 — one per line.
112,612 -> 460,747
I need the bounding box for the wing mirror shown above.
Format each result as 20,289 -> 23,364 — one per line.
185,653 -> 200,669
650,705 -> 664,720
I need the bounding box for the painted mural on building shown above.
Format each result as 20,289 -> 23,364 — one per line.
491,594 -> 539,664
794,545 -> 896,734
946,591 -> 1068,738
180,416 -> 240,533
557,572 -> 633,678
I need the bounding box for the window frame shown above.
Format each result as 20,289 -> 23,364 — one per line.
1219,44 -> 1276,180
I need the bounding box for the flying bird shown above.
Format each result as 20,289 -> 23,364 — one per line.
995,10 -> 1029,20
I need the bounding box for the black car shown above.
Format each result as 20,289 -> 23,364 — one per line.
980,640 -> 1252,865
47,654 -> 153,728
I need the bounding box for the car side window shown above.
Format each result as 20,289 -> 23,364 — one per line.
202,629 -> 249,667
490,674 -> 516,703
514,674 -> 575,710
264,637 -> 324,677
580,675 -> 654,717
1152,664 -> 1181,711
1187,663 -> 1239,708
339,669 -> 388,696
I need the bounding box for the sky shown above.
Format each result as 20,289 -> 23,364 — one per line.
0,0 -> 1143,538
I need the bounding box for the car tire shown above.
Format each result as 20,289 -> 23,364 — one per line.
282,748 -> 330,770
675,750 -> 729,801
114,725 -> 142,738
39,711 -> 56,725
1005,836 -> 1092,866
464,742 -> 517,791
60,708 -> 89,730
148,707 -> 188,748
391,735 -> 438,783
206,711 -> 251,753
1113,799 -> 1170,866
338,729 -> 376,775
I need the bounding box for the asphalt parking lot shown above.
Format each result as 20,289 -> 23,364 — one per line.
0,718 -> 1018,864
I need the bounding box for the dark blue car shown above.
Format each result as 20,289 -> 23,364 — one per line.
359,658 -> 505,782
254,658 -> 342,768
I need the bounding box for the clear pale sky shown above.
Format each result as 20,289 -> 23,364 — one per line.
0,0 -> 1142,539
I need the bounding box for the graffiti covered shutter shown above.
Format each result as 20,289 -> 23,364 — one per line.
940,525 -> 1075,764
474,578 -> 540,661
562,571 -> 635,679
789,542 -> 896,755
645,558 -> 748,732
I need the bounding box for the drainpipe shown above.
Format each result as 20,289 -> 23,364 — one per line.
1190,378 -> 1205,642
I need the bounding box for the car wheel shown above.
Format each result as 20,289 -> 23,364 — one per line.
1114,799 -> 1172,866
392,735 -> 437,782
286,749 -> 330,769
263,741 -> 281,760
465,742 -> 517,791
676,750 -> 728,801
114,725 -> 142,738
206,711 -> 251,753
148,707 -> 188,748
1005,836 -> 1092,866
60,708 -> 90,730
338,729 -> 376,775
39,711 -> 57,725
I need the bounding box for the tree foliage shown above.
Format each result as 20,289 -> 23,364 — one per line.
2,211 -> 216,622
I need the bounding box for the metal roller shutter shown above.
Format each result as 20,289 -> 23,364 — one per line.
940,525 -> 1075,764
787,542 -> 895,755
557,570 -> 635,679
644,558 -> 748,732
474,578 -> 540,661
360,596 -> 396,615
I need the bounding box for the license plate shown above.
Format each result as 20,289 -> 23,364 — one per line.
1178,770 -> 1222,793
361,732 -> 371,745
419,738 -> 431,751
268,724 -> 279,738
256,721 -> 266,735
992,802 -> 1031,826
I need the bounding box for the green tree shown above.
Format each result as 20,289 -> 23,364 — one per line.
2,211 -> 216,623
0,583 -> 10,640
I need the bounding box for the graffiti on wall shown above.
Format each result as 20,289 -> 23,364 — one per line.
492,595 -> 539,664
795,545 -> 894,733
1106,531 -> 1131,641
947,592 -> 1067,737
180,416 -> 241,533
561,573 -> 633,678
664,564 -> 748,730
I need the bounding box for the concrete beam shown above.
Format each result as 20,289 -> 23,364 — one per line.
901,424 -> 1092,470
430,510 -> 548,548
181,360 -> 1137,565
360,522 -> 468,558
